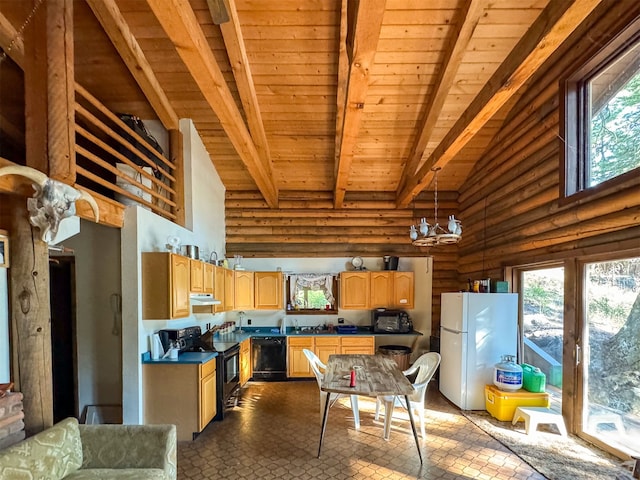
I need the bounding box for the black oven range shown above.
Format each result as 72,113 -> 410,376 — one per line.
158,326 -> 241,420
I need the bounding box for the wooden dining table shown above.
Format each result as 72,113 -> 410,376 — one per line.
318,354 -> 423,463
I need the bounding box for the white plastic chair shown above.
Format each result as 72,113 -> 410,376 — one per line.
303,349 -> 360,429
374,352 -> 441,440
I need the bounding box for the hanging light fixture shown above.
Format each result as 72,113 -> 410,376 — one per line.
409,167 -> 462,247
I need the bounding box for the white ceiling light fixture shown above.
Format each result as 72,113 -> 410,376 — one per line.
409,167 -> 462,247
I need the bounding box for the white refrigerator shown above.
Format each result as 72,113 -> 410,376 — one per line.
439,292 -> 518,410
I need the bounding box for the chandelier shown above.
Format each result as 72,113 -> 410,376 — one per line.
409,167 -> 462,247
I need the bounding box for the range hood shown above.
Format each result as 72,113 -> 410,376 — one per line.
190,293 -> 221,306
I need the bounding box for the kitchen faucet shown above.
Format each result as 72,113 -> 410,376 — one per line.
238,311 -> 245,333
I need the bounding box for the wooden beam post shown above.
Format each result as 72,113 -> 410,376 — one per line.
46,0 -> 75,183
170,128 -> 185,227
7,196 -> 53,435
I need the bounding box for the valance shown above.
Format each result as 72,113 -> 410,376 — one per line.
289,273 -> 335,306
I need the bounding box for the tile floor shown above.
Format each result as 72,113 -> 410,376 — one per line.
178,381 -> 546,480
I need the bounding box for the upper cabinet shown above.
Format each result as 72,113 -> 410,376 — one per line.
254,271 -> 283,310
214,266 -> 226,313
142,252 -> 190,319
370,271 -> 393,308
234,271 -> 254,310
341,271 -> 414,310
393,271 -> 414,309
190,259 -> 204,293
203,263 -> 215,294
340,272 -> 371,309
223,268 -> 235,311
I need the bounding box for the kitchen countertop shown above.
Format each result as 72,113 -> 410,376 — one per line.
141,327 -> 422,364
221,327 -> 422,338
142,350 -> 217,365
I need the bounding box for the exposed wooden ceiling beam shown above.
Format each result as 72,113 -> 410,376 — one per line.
396,0 -> 488,196
333,0 -> 348,187
146,0 -> 278,208
218,0 -> 273,181
397,0 -> 605,207
0,10 -> 24,68
206,0 -> 229,25
333,0 -> 386,208
85,0 -> 179,130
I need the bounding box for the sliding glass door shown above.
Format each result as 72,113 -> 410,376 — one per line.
581,257 -> 640,457
520,267 -> 564,409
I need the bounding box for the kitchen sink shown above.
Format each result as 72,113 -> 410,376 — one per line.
291,328 -> 335,335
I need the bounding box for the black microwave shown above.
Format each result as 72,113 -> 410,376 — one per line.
372,309 -> 412,333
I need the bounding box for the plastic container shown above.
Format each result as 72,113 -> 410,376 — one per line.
493,354 -> 523,391
521,363 -> 546,393
485,384 -> 550,421
378,345 -> 411,371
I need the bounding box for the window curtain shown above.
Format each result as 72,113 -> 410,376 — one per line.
289,274 -> 335,306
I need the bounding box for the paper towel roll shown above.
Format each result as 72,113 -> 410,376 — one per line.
151,333 -> 164,360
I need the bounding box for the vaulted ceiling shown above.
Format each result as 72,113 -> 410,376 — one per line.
0,0 -> 606,254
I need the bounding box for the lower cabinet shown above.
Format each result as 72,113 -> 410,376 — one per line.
287,336 -> 314,377
144,359 -> 217,441
341,337 -> 375,355
287,336 -> 374,378
239,338 -> 252,385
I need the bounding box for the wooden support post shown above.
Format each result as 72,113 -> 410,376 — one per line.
7,196 -> 53,435
46,0 -> 75,183
23,0 -> 75,181
170,128 -> 185,227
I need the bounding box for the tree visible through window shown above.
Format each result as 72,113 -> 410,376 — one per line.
589,43 -> 640,187
562,19 -> 640,197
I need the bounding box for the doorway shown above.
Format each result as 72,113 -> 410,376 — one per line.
49,256 -> 77,423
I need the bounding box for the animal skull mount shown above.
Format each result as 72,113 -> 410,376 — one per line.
0,165 -> 100,244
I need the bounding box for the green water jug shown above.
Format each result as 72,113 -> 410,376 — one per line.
521,363 -> 546,393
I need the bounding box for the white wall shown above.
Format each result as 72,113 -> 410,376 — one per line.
121,119 -> 226,423
238,256 -> 433,354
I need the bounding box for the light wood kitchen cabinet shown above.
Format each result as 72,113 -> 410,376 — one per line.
239,338 -> 251,386
144,358 -> 216,441
342,271 -> 415,310
203,262 -> 215,294
370,271 -> 393,308
341,336 -> 375,355
254,271 -> 283,309
234,271 -> 254,310
287,336 -> 374,378
314,337 -> 340,365
223,268 -> 234,311
340,272 -> 370,309
214,266 -> 226,313
287,336 -> 314,377
393,271 -> 414,308
199,360 -> 217,431
142,252 -> 190,319
190,259 -> 204,293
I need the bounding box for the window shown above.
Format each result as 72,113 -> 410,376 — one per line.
286,274 -> 338,314
562,18 -> 640,198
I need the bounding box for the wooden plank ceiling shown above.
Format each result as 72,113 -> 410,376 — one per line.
1,0 -> 606,256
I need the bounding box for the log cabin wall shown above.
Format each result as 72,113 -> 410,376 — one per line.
225,191 -> 459,258
226,191 -> 460,337
449,4 -> 640,337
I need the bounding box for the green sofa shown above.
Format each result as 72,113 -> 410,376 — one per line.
0,417 -> 176,479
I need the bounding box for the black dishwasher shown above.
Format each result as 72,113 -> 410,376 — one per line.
252,337 -> 287,381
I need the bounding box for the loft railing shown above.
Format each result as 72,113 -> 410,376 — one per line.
73,82 -> 178,221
